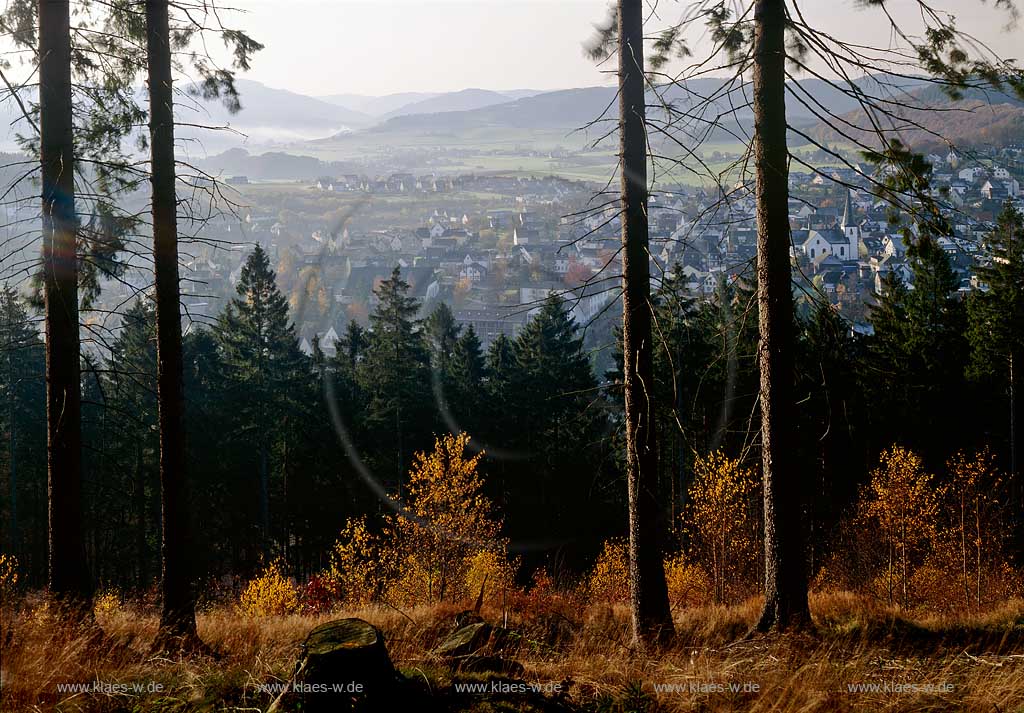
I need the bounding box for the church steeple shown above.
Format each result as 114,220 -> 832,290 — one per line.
841,189 -> 854,230
840,189 -> 860,261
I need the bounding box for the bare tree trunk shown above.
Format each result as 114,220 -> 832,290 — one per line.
619,0 -> 675,648
1010,353 -> 1018,511
751,0 -> 811,632
7,343 -> 18,561
147,0 -> 200,648
960,495 -> 969,610
135,446 -> 147,589
40,0 -> 90,610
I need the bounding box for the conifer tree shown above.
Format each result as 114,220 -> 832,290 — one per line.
450,324 -> 486,430
504,297 -> 610,565
360,267 -> 431,485
104,300 -> 158,590
38,0 -> 90,609
424,302 -> 462,429
145,0 -> 197,648
968,203 -> 1024,503
868,235 -> 968,461
218,246 -> 303,550
0,288 -> 46,581
616,0 -> 674,645
337,321 -> 368,375
482,332 -> 516,449
424,302 -> 461,374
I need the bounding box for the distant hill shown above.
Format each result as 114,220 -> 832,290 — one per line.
807,85 -> 1024,152
379,88 -> 532,120
370,86 -> 621,133
345,75 -> 933,142
500,89 -> 547,101
175,80 -> 373,146
318,89 -> 549,118
194,147 -> 358,181
318,92 -> 442,116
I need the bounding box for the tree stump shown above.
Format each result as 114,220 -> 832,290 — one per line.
434,621 -> 493,658
268,618 -> 395,713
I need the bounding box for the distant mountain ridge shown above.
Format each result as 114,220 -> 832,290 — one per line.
319,87 -> 549,119
809,100 -> 1024,153
318,92 -> 443,116
378,88 -> 536,119
343,75 -> 934,141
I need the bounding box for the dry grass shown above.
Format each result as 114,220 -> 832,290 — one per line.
2,591 -> 1023,712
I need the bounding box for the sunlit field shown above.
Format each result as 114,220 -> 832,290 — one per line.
3,591 -> 1023,712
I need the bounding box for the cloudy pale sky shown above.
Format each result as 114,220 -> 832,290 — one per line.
233,0 -> 1023,97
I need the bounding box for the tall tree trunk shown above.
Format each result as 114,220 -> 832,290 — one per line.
619,0 -> 675,647
147,0 -> 200,647
7,344 -> 18,561
751,0 -> 811,632
40,0 -> 90,609
135,446 -> 147,589
1010,352 -> 1018,512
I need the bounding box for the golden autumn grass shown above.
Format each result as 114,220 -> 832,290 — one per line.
2,591 -> 1023,712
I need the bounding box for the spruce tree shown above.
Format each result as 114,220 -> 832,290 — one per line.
359,267 -> 431,487
0,288 -> 46,581
483,332 -> 517,449
617,0 -> 674,645
506,296 -> 610,567
424,302 -> 462,430
218,246 -> 303,554
448,324 -> 486,435
968,203 -> 1024,503
424,302 -> 461,374
337,321 -> 368,375
328,320 -> 367,443
868,235 -> 968,462
104,300 -> 159,590
38,0 -> 91,610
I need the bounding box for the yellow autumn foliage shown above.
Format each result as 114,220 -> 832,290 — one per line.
584,540 -> 712,609
390,432 -> 503,604
93,590 -> 121,615
324,433 -> 509,608
238,560 -> 299,617
664,552 -> 712,609
934,448 -> 1010,610
858,446 -> 939,608
0,553 -> 18,597
464,548 -> 519,608
327,516 -> 395,606
685,451 -> 761,603
585,538 -> 629,603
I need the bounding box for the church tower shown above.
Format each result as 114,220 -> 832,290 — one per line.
841,189 -> 860,261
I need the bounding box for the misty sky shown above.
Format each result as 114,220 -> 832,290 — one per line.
235,0 -> 1022,97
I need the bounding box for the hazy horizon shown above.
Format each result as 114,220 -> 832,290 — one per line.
235,0 -> 1024,97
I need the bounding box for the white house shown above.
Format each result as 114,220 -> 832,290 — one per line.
958,166 -> 987,183
881,234 -> 906,259
796,194 -> 859,263
799,229 -> 852,261
459,262 -> 488,283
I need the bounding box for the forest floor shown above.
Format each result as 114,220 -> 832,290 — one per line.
2,591 -> 1023,712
